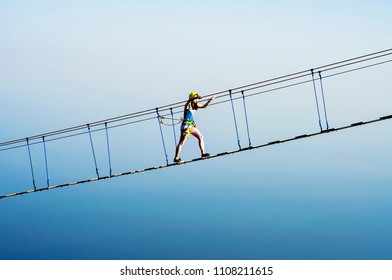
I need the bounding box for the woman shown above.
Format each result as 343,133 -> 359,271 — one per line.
173,91 -> 216,163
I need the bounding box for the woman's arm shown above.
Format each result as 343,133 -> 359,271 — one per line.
197,96 -> 216,109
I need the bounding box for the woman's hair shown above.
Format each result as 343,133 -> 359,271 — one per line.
190,100 -> 198,110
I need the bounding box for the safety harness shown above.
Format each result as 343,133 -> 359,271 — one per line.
182,119 -> 196,138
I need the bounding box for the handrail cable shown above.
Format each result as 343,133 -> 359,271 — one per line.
1,57 -> 391,153
1,48 -> 391,148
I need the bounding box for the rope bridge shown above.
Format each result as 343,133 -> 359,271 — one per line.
1,48 -> 392,200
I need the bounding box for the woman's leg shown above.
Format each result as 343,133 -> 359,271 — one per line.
174,131 -> 188,160
190,127 -> 206,155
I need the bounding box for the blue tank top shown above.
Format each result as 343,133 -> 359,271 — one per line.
183,108 -> 196,122
181,108 -> 197,131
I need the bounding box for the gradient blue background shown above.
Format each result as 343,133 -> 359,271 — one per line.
1,0 -> 391,259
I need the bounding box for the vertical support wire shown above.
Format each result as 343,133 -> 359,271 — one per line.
311,69 -> 323,131
318,71 -> 330,130
104,122 -> 113,177
156,108 -> 169,165
87,124 -> 100,178
229,90 -> 242,150
170,108 -> 178,147
42,136 -> 50,187
26,138 -> 36,190
241,90 -> 252,147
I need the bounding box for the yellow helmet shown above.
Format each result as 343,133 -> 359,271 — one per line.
189,91 -> 199,100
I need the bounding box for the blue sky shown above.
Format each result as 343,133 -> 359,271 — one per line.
0,1 -> 392,259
